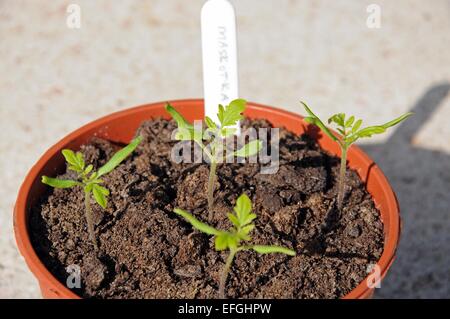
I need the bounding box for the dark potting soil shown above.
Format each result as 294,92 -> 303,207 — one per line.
30,118 -> 384,299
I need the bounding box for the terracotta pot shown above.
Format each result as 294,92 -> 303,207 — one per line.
14,99 -> 400,299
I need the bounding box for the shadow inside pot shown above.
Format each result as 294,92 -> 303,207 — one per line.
360,83 -> 450,298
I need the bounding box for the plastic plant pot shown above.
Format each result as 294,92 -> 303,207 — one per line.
14,99 -> 400,299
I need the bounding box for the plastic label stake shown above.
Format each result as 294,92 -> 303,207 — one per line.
201,0 -> 240,134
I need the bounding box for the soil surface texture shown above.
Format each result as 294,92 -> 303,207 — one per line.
30,118 -> 384,298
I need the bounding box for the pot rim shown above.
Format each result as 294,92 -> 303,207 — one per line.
14,99 -> 400,299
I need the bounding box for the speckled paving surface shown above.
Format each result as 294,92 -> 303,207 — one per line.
0,0 -> 449,298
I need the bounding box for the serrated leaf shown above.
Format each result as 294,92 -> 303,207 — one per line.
234,194 -> 252,224
328,113 -> 345,127
345,116 -> 355,128
242,213 -> 257,226
219,99 -> 246,127
62,149 -> 78,166
353,113 -> 412,141
205,116 -> 217,130
92,184 -> 107,209
75,152 -> 85,169
356,126 -> 386,138
95,185 -> 110,196
68,165 -> 79,172
215,233 -> 229,251
252,245 -> 296,256
84,164 -> 93,175
227,213 -> 240,228
352,119 -> 363,133
301,102 -> 338,142
239,224 -> 255,239
214,232 -> 238,251
97,136 -> 142,177
234,140 -> 262,158
173,208 -> 220,236
41,176 -> 79,189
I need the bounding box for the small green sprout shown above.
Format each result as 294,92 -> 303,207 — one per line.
42,136 -> 143,249
174,194 -> 296,299
301,102 -> 412,210
166,100 -> 262,219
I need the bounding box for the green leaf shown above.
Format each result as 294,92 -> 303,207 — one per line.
165,104 -> 202,142
62,149 -> 84,172
90,179 -> 104,185
41,176 -> 79,189
238,224 -> 254,241
215,233 -> 229,250
76,152 -> 85,169
381,112 -> 413,129
84,164 -> 93,175
215,232 -> 238,251
301,102 -> 338,142
68,165 -> 79,172
352,113 -> 412,142
234,140 -> 262,158
328,113 -> 345,127
89,171 -> 98,180
205,116 -> 217,130
61,149 -> 78,165
356,126 -> 386,138
95,184 -> 110,195
219,99 -> 246,127
173,208 -> 220,236
217,105 -> 225,124
92,184 -> 108,209
234,194 -> 252,224
252,245 -> 296,256
345,116 -> 355,128
97,136 -> 142,177
242,213 -> 257,226
352,119 -> 363,133
227,213 -> 240,228
165,103 -> 194,129
241,224 -> 255,234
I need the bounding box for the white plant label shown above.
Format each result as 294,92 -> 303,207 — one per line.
201,0 -> 240,133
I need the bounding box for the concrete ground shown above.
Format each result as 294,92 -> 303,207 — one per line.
0,0 -> 449,298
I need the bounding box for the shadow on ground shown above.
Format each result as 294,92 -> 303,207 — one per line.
360,83 -> 450,298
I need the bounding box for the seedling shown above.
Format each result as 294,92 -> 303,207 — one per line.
166,99 -> 262,219
174,193 -> 296,299
41,136 -> 142,249
302,102 -> 412,210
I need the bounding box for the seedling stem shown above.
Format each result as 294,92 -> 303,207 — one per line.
41,136 -> 142,249
301,102 -> 412,211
